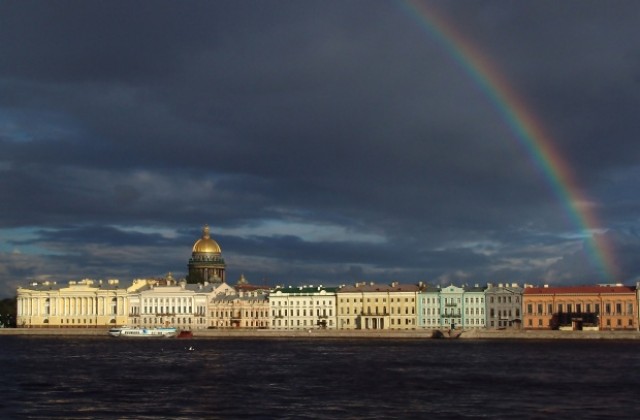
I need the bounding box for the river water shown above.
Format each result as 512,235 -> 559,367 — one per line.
0,336 -> 638,419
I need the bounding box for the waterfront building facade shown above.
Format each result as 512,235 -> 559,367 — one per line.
439,285 -> 464,329
463,285 -> 486,329
387,283 -> 420,330
16,278 -> 141,328
209,279 -> 270,329
485,283 -> 523,329
335,283 -> 364,330
417,284 -> 486,330
417,285 -> 442,329
522,285 -> 638,330
269,285 -> 337,330
336,282 -> 419,330
128,274 -> 225,330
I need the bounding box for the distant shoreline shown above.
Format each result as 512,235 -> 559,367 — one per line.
2,327 -> 640,340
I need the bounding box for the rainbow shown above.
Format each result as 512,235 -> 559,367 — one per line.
402,1 -> 618,282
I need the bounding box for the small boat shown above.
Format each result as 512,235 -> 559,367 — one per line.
431,329 -> 463,339
108,326 -> 177,338
177,330 -> 194,339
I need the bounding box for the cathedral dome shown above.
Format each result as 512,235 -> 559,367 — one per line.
192,225 -> 221,254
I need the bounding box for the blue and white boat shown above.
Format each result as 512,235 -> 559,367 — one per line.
108,326 -> 177,338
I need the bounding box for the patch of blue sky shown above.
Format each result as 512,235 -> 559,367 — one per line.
218,220 -> 387,244
112,225 -> 180,239
434,240 -> 501,255
0,107 -> 80,143
0,227 -> 64,256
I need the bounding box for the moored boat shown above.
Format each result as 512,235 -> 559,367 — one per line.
108,326 -> 177,338
431,329 -> 463,339
177,330 -> 194,339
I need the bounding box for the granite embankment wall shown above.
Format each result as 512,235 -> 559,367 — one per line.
2,328 -> 640,340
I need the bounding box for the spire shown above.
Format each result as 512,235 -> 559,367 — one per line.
203,224 -> 210,239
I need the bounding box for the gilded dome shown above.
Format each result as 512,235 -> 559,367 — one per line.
192,225 -> 222,254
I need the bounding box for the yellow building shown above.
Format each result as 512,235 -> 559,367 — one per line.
336,282 -> 419,330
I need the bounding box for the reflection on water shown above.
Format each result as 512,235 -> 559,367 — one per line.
0,336 -> 638,419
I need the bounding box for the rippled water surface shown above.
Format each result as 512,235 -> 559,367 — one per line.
0,336 -> 638,419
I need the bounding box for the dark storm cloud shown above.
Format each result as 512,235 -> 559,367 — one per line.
434,0 -> 640,180
2,1 -> 640,297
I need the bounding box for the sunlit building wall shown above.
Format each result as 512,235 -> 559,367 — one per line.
463,285 -> 486,329
269,285 -> 337,330
417,285 -> 442,329
523,285 -> 638,330
16,278 -> 138,328
209,286 -> 270,329
128,275 -> 223,330
337,283 -> 419,330
439,285 -> 464,329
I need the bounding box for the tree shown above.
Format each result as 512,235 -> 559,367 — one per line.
0,297 -> 17,328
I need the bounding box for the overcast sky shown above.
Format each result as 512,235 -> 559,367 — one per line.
2,0 -> 640,298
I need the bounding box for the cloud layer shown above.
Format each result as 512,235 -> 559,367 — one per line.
2,1 -> 640,297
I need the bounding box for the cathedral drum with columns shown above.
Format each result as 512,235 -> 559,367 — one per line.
187,225 -> 226,284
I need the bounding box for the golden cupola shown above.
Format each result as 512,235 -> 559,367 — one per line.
187,225 -> 226,284
192,225 -> 222,254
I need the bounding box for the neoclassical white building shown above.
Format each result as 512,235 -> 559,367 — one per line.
16,278 -> 142,328
269,285 -> 337,330
127,274 -> 233,330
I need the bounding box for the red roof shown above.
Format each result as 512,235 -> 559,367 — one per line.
524,285 -> 636,295
235,284 -> 270,292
